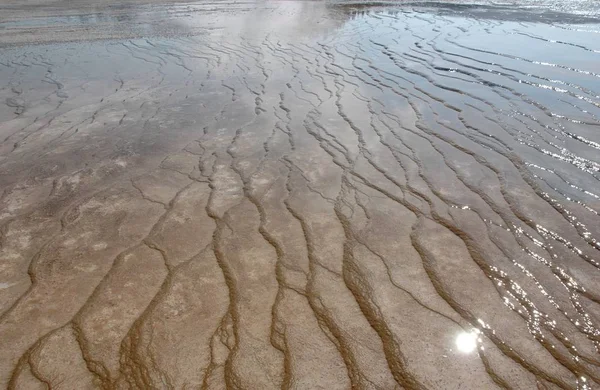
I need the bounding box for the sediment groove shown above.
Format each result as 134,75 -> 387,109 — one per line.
1,1 -> 600,389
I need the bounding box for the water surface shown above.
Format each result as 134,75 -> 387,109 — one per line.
0,1 -> 599,388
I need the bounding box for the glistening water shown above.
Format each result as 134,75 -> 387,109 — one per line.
0,1 -> 599,388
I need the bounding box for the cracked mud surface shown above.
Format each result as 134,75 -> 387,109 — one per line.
1,1 -> 600,388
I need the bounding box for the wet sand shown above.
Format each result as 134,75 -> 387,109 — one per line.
1,1 -> 600,389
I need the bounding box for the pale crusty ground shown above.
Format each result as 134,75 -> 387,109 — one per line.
1,1 -> 600,389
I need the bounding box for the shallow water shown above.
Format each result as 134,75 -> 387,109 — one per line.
1,1 -> 600,388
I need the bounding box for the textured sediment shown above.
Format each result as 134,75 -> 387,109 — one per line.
1,1 -> 600,389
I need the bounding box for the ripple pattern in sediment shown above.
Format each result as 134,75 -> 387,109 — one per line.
1,3 -> 600,389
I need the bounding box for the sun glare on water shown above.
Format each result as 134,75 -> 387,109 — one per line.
456,330 -> 479,353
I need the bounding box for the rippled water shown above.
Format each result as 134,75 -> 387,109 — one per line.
0,1 -> 599,388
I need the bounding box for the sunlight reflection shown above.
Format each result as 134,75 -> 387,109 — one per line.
456,330 -> 480,353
